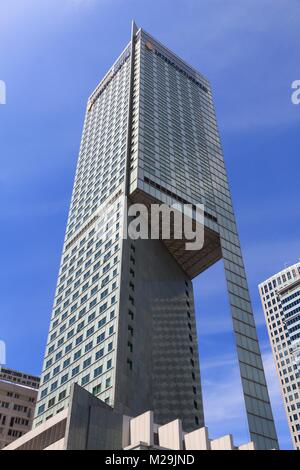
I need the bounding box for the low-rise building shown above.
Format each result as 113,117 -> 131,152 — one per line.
0,367 -> 40,449
3,383 -> 254,450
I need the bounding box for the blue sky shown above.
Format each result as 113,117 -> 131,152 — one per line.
0,0 -> 299,449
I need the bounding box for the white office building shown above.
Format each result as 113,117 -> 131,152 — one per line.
259,261 -> 300,449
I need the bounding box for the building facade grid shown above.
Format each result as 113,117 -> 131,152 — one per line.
259,262 -> 300,449
33,22 -> 278,450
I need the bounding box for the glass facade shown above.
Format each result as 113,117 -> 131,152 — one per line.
128,28 -> 278,450
34,22 -> 278,449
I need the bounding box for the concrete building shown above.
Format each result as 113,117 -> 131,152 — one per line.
0,367 -> 40,449
4,384 -> 255,450
31,22 -> 278,449
259,262 -> 300,450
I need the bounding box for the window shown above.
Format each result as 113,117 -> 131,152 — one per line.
58,390 -> 66,401
94,366 -> 103,378
63,358 -> 70,368
100,303 -> 107,313
37,404 -> 45,415
61,373 -> 68,385
88,312 -> 96,323
51,381 -> 58,392
128,309 -> 134,320
83,357 -> 91,369
93,384 -> 101,396
74,350 -> 81,361
78,307 -> 86,318
67,330 -> 74,339
46,359 -> 52,368
81,374 -> 90,386
72,365 -> 80,377
96,348 -> 104,360
48,398 -> 55,408
55,351 -> 62,361
76,335 -> 83,345
97,332 -> 105,344
87,326 -> 94,337
128,325 -> 133,336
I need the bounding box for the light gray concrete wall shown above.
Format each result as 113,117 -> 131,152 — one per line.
65,384 -> 123,450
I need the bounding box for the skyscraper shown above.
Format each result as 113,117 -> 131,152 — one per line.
34,22 -> 278,450
259,262 -> 300,449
